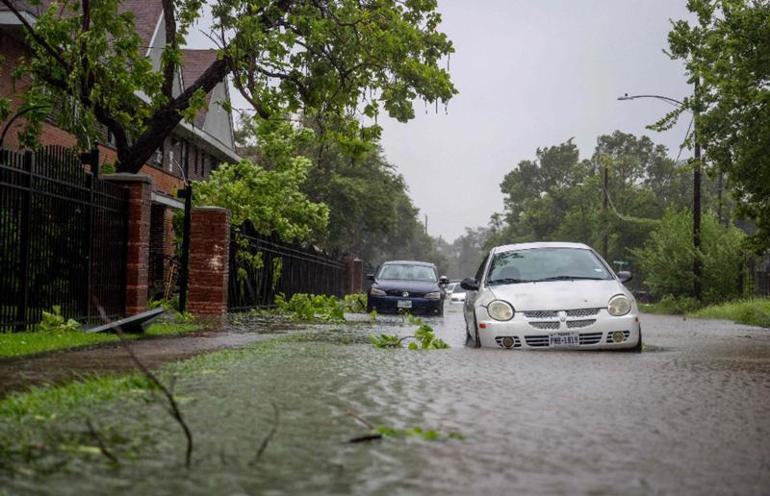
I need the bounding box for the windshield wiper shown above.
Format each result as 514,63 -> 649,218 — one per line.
530,275 -> 605,282
487,278 -> 526,285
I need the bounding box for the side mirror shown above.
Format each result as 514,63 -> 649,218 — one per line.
366,273 -> 375,281
617,271 -> 633,283
439,275 -> 449,285
460,277 -> 479,291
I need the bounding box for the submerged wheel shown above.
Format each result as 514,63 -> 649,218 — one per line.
466,314 -> 481,348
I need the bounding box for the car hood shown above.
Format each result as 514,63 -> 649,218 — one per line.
488,280 -> 629,310
374,280 -> 440,292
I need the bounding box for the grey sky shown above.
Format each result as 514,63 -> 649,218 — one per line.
188,0 -> 695,242
377,0 -> 694,241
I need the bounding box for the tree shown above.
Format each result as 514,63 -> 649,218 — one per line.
660,0 -> 770,251
2,0 -> 456,172
194,117 -> 326,243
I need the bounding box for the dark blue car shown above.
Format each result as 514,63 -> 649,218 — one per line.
366,261 -> 449,315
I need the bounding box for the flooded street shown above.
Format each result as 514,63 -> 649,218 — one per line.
3,306 -> 769,495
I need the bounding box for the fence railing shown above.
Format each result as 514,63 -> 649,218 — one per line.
0,146 -> 128,331
228,222 -> 346,310
745,254 -> 770,298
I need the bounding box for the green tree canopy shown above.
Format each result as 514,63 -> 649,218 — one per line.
2,0 -> 456,172
660,0 -> 770,251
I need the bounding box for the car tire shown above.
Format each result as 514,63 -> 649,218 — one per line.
467,314 -> 481,348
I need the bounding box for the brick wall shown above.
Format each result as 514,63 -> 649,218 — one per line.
103,173 -> 153,315
188,207 -> 230,317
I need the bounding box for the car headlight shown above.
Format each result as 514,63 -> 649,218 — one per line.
608,294 -> 631,316
425,291 -> 442,300
370,287 -> 386,296
487,300 -> 514,321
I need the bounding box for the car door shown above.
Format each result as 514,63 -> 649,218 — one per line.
464,253 -> 489,330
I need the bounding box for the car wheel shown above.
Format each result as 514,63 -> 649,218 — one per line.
463,319 -> 475,347
467,314 -> 481,348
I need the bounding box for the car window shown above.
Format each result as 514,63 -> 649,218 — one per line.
474,254 -> 489,283
378,264 -> 437,282
453,284 -> 465,293
486,248 -> 611,284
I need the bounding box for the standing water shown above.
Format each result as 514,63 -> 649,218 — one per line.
1,307 -> 768,495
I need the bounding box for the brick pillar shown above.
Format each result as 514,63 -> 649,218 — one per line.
344,256 -> 363,294
103,173 -> 153,316
188,207 -> 230,317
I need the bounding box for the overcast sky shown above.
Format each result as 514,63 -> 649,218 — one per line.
377,0 -> 694,241
190,0 -> 695,242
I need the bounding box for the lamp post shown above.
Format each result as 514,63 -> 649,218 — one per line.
617,87 -> 703,301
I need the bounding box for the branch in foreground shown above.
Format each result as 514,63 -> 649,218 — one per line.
85,417 -> 119,465
94,304 -> 194,468
250,401 -> 280,465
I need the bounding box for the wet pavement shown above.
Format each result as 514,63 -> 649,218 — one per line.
1,306 -> 769,495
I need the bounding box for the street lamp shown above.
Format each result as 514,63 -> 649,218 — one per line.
617,88 -> 703,301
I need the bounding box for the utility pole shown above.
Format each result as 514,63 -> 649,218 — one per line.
617,88 -> 703,301
692,78 -> 702,301
603,157 -> 609,259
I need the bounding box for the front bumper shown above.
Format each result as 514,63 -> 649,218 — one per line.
368,295 -> 443,314
476,312 -> 641,350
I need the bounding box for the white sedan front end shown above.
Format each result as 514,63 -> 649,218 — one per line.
464,243 -> 642,351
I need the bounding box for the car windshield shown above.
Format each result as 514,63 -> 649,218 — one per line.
453,284 -> 465,293
378,264 -> 437,282
486,248 -> 612,285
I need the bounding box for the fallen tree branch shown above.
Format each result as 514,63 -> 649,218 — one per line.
250,401 -> 280,465
85,417 -> 119,465
95,304 -> 194,468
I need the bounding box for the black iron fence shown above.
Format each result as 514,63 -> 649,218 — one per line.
0,146 -> 128,331
745,254 -> 770,298
228,221 -> 346,310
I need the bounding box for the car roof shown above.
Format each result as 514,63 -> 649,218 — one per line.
381,260 -> 436,267
491,241 -> 593,254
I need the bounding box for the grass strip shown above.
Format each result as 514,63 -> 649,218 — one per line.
689,298 -> 770,328
0,322 -> 201,359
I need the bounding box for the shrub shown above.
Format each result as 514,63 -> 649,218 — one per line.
36,306 -> 81,333
631,209 -> 744,304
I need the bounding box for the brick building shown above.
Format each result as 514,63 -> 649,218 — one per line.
1,0 -> 240,298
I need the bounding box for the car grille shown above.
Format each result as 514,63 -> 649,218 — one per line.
579,332 -> 603,345
566,319 -> 596,329
524,335 -> 550,347
566,308 -> 602,317
524,310 -> 558,319
384,289 -> 426,297
529,321 -> 560,330
494,336 -> 522,349
524,332 -> 605,347
605,330 -> 631,343
525,308 -> 602,318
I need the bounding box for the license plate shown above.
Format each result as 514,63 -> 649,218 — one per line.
549,331 -> 579,347
397,300 -> 413,309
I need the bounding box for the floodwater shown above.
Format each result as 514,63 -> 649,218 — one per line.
2,307 -> 769,495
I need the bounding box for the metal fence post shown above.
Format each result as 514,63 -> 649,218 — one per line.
82,147 -> 99,320
177,184 -> 192,313
15,151 -> 33,331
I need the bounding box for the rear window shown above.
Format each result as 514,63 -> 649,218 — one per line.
378,263 -> 437,282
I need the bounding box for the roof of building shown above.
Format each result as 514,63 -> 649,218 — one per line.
181,49 -> 217,128
1,0 -> 161,47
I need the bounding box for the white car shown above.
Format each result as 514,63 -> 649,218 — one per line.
462,242 -> 641,351
450,283 -> 466,303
